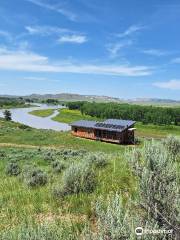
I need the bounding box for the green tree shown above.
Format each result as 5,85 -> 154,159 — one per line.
3,110 -> 12,121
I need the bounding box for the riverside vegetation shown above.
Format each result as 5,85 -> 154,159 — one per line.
0,116 -> 179,239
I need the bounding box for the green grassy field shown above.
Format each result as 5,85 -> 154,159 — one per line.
0,118 -> 124,153
29,109 -> 55,117
52,109 -> 99,123
0,116 -> 179,238
0,118 -> 136,237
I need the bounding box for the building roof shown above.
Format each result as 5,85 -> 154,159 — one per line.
71,120 -> 97,128
71,119 -> 135,133
104,119 -> 136,126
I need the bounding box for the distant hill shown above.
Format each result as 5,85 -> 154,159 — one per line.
22,93 -> 123,103
0,93 -> 179,106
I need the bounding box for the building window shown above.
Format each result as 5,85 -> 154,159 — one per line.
74,128 -> 77,132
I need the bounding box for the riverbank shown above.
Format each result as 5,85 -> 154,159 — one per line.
0,104 -> 70,131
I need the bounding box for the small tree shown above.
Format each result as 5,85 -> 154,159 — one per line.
3,110 -> 12,121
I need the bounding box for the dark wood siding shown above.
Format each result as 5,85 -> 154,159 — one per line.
71,125 -> 135,144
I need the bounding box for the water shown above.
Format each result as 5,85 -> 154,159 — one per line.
0,103 -> 71,131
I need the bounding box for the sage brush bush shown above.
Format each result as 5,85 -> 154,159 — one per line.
127,139 -> 180,239
53,162 -> 96,197
52,160 -> 65,173
5,162 -> 21,176
83,194 -> 136,240
22,166 -> 48,187
0,223 -> 79,240
163,135 -> 180,158
86,153 -> 108,168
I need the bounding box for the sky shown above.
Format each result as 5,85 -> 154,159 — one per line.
0,0 -> 180,100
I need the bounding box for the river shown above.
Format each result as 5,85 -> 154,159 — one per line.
0,104 -> 71,131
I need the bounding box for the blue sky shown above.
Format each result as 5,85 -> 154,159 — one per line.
0,0 -> 180,99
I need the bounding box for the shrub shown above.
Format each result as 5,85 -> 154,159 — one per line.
53,162 -> 96,197
163,135 -> 180,158
86,153 -> 108,168
43,151 -> 54,162
126,140 -> 179,239
5,162 -> 21,176
22,166 -> 48,187
52,161 -> 65,173
0,223 -> 79,240
83,194 -> 135,240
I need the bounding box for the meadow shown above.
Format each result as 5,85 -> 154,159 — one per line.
0,118 -> 137,239
0,109 -> 179,239
29,109 -> 55,117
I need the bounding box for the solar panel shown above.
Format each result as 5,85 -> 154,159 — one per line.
95,122 -> 125,130
71,119 -> 136,132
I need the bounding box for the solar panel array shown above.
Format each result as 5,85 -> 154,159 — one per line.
71,119 -> 136,132
95,122 -> 125,130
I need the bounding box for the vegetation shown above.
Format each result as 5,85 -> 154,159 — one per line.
5,162 -> 21,176
3,110 -> 12,121
53,162 -> 96,197
0,115 -> 179,239
66,101 -> 180,126
42,99 -> 59,104
21,166 -> 48,187
29,109 -> 54,117
126,139 -> 180,239
52,108 -> 99,123
0,135 -> 178,239
0,97 -> 31,109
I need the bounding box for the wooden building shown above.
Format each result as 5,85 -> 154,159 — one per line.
70,119 -> 136,144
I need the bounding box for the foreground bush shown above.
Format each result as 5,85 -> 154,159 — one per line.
127,139 -> 179,239
22,166 -> 48,187
83,194 -> 136,240
5,162 -> 21,176
163,135 -> 180,158
53,162 -> 96,197
0,223 -> 79,240
52,160 -> 65,173
85,153 -> 108,168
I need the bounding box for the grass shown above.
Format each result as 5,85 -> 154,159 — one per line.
0,145 -> 136,236
52,109 -> 100,123
0,118 -> 124,153
29,109 -> 55,117
0,115 -> 179,238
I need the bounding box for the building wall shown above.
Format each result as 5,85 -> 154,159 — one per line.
71,126 -> 135,144
72,126 -> 96,140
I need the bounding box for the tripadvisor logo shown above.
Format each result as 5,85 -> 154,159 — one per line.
135,227 -> 173,236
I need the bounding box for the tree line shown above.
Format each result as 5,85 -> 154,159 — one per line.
66,101 -> 180,125
0,97 -> 25,108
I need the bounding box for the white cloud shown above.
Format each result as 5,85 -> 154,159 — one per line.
23,76 -> 47,81
25,25 -> 71,36
58,34 -> 87,44
142,49 -> 171,57
26,0 -> 77,21
171,57 -> 180,63
153,80 -> 180,90
0,48 -> 152,76
117,25 -> 144,38
106,40 -> 132,58
25,25 -> 88,44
